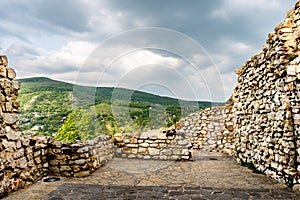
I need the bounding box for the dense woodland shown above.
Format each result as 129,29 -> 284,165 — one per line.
18,77 -> 223,142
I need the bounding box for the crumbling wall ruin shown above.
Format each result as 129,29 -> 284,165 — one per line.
1,1 -> 300,197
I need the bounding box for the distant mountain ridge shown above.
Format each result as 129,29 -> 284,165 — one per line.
16,77 -> 225,107
16,76 -> 225,137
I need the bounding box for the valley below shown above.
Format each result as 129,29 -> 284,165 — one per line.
17,77 -> 223,142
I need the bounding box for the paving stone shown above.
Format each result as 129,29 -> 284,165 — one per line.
3,152 -> 299,200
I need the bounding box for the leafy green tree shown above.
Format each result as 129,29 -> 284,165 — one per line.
73,109 -> 101,141
55,112 -> 80,142
55,109 -> 101,142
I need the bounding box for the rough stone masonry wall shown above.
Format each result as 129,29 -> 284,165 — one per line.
0,55 -> 49,197
232,2 -> 300,185
47,136 -> 114,178
175,104 -> 234,155
0,133 -> 114,198
114,103 -> 236,159
114,130 -> 192,160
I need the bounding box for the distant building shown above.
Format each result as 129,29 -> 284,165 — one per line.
31,124 -> 44,131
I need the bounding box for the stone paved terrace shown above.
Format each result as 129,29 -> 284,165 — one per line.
4,151 -> 299,200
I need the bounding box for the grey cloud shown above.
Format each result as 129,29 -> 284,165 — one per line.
0,0 -> 91,44
0,0 -> 298,101
4,42 -> 79,75
5,43 -> 40,58
99,0 -> 297,75
115,64 -> 211,101
32,0 -> 90,32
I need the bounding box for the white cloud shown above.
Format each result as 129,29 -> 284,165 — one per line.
7,41 -> 97,78
210,38 -> 258,74
111,49 -> 181,73
88,10 -> 126,35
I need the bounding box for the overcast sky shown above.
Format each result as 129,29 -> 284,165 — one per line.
0,0 -> 298,102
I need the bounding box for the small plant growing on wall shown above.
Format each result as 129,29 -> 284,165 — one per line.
287,175 -> 294,188
288,53 -> 298,62
241,160 -> 264,174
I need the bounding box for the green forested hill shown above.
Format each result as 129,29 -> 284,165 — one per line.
17,77 -> 224,141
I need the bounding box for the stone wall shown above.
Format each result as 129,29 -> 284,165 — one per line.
231,3 -> 300,185
175,104 -> 234,154
0,55 -> 47,197
113,105 -> 235,161
171,1 -> 300,187
1,1 -> 300,197
172,2 -> 300,187
47,136 -> 114,177
0,136 -> 49,198
114,130 -> 192,160
0,133 -> 114,198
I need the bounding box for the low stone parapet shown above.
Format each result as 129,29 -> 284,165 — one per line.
47,135 -> 114,177
113,129 -> 192,160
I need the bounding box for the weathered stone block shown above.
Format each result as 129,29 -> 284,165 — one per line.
181,156 -> 190,160
159,143 -> 167,148
14,148 -> 24,159
138,147 -> 148,154
75,159 -> 86,165
177,140 -> 189,146
127,144 -> 138,148
181,149 -> 190,156
49,166 -> 60,174
68,143 -> 81,148
12,81 -> 21,90
49,159 -> 58,166
294,114 -> 300,125
140,143 -> 149,147
2,140 -> 15,150
4,113 -> 19,125
161,149 -> 172,156
6,68 -> 16,80
77,147 -> 89,153
16,139 -> 22,149
0,65 -> 6,77
148,148 -> 160,155
0,55 -> 8,66
149,143 -> 158,147
130,138 -> 138,144
79,153 -> 89,158
131,148 -> 138,154
114,133 -> 123,142
6,129 -> 20,140
20,137 -> 30,147
128,154 -> 136,159
18,157 -> 27,169
60,165 -> 72,172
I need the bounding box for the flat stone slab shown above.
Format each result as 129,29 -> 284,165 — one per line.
4,152 -> 300,200
42,184 -> 298,200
